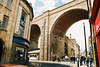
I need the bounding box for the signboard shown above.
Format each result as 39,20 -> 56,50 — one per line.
13,37 -> 29,47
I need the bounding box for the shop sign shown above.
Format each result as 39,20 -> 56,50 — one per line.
13,37 -> 29,47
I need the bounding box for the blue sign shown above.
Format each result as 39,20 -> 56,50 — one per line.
13,37 -> 29,47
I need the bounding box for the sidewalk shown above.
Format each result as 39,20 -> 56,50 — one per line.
29,60 -> 77,67
29,60 -> 95,67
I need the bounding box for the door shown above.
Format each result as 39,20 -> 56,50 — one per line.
0,40 -> 3,61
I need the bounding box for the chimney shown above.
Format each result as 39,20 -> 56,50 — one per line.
29,3 -> 32,7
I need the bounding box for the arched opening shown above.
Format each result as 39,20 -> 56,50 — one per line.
29,24 -> 41,50
50,9 -> 88,58
0,39 -> 4,62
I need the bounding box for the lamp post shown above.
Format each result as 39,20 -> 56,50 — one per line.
83,23 -> 87,56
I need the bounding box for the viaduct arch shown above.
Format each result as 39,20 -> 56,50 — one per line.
31,0 -> 88,60
29,24 -> 41,50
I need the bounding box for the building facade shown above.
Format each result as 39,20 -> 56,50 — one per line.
0,0 -> 33,64
65,34 -> 80,60
72,39 -> 80,58
65,36 -> 74,60
88,36 -> 93,57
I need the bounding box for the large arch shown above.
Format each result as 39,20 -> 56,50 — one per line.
29,24 -> 41,50
50,9 -> 88,58
51,9 -> 88,37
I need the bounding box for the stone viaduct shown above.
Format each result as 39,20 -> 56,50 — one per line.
30,0 -> 88,60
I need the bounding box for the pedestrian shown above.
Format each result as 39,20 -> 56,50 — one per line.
65,55 -> 68,62
73,56 -> 75,64
55,56 -> 56,60
80,56 -> 82,66
70,56 -> 72,63
77,58 -> 79,67
57,57 -> 60,62
90,56 -> 93,67
52,55 -> 55,61
80,56 -> 83,66
83,56 -> 86,65
86,55 -> 89,66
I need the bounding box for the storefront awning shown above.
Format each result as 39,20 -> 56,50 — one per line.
89,0 -> 99,24
28,50 -> 40,54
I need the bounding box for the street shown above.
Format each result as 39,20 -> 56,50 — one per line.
26,60 -> 95,67
28,62 -> 70,67
26,60 -> 77,67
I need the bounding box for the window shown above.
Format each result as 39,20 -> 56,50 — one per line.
6,0 -> 12,9
2,15 -> 9,29
0,0 -> 3,4
15,47 -> 24,60
19,10 -> 26,37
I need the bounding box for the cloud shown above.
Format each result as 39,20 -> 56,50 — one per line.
35,0 -> 57,17
61,0 -> 73,3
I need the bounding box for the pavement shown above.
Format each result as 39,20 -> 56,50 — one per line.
27,60 -> 95,67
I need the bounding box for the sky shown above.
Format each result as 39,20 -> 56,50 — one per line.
27,0 -> 73,17
66,20 -> 90,52
27,0 -> 91,52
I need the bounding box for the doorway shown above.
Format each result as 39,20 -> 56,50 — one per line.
0,40 -> 3,61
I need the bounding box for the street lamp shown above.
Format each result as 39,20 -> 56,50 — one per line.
83,23 -> 87,56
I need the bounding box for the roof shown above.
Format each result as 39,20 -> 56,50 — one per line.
23,0 -> 34,18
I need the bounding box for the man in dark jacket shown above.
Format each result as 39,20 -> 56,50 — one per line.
83,56 -> 86,65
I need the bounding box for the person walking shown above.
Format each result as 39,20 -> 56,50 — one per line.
80,56 -> 83,66
52,55 -> 55,61
70,56 -> 72,63
83,56 -> 86,65
73,56 -> 75,64
90,56 -> 93,67
86,55 -> 89,66
65,55 -> 68,62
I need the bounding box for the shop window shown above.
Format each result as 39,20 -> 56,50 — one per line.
0,0 -> 3,4
6,0 -> 12,9
2,15 -> 9,29
15,50 -> 24,60
15,47 -> 24,60
19,10 -> 26,37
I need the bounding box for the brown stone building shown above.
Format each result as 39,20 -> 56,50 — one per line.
71,39 -> 80,58
0,0 -> 33,64
65,36 -> 74,59
64,35 -> 80,60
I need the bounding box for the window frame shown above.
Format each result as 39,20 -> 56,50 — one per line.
19,10 -> 27,37
0,0 -> 3,4
6,0 -> 12,9
2,15 -> 9,29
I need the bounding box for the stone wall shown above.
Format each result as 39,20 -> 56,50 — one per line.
50,34 -> 65,58
29,41 -> 38,50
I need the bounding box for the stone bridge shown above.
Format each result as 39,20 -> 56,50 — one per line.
30,0 -> 88,60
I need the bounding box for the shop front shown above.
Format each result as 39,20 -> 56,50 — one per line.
89,0 -> 100,66
10,36 -> 30,64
